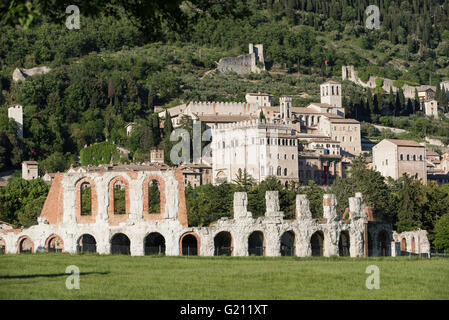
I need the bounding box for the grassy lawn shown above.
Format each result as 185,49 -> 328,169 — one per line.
0,254 -> 448,300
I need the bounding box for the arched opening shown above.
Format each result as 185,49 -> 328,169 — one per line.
148,180 -> 161,213
18,237 -> 33,254
46,235 -> 63,253
81,182 -> 92,215
77,234 -> 97,253
111,233 -> 130,255
280,231 -> 295,256
338,231 -> 350,257
401,237 -> 407,252
113,181 -> 126,215
0,238 -> 5,254
378,230 -> 389,256
248,231 -> 264,256
180,233 -> 199,256
144,232 -> 165,255
311,231 -> 324,256
411,237 -> 416,253
214,231 -> 233,256
368,232 -> 373,257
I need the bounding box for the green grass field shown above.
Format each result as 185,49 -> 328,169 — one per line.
0,254 -> 448,300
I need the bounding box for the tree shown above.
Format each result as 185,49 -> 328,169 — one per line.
1,0 -> 250,41
233,168 -> 256,192
434,214 -> 449,251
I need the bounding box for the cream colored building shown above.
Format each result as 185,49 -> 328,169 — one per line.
319,117 -> 361,157
372,139 -> 427,183
245,92 -> 274,107
211,120 -> 299,185
423,99 -> 439,119
22,161 -> 39,180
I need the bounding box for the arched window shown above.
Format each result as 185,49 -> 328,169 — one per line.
111,233 -> 130,255
420,155 -> 423,161
311,231 -> 324,256
148,180 -> 161,213
145,232 -> 165,255
280,231 -> 295,256
113,181 -> 126,215
277,166 -> 282,176
181,233 -> 199,256
413,155 -> 416,161
77,234 -> 96,253
81,182 -> 92,215
46,235 -> 63,253
400,154 -> 404,160
378,230 -> 389,256
214,231 -> 233,256
284,168 -> 288,176
248,231 -> 264,256
406,154 -> 410,161
338,231 -> 350,256
18,237 -> 33,254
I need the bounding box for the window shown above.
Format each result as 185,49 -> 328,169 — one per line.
277,166 -> 282,176
400,154 -> 404,160
413,155 -> 416,161
113,181 -> 126,215
148,180 -> 160,213
284,168 -> 288,176
420,155 -> 423,161
81,182 -> 92,216
407,155 -> 410,161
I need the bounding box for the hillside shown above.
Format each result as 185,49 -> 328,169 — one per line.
2,0 -> 449,173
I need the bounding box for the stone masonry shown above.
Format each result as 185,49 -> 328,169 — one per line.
0,164 -> 430,257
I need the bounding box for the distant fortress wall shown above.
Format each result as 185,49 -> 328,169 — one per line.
218,44 -> 265,75
342,65 -> 436,99
188,101 -> 260,116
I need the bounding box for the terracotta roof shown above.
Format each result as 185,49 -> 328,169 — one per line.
383,139 -> 424,147
246,92 -> 273,96
22,161 -> 38,164
326,118 -> 360,124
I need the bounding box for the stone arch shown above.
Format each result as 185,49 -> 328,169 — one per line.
45,234 -> 64,253
144,232 -> 166,255
77,234 -> 97,253
0,237 -> 5,254
280,231 -> 295,256
401,237 -> 407,252
248,231 -> 265,256
143,175 -> 166,221
368,232 -> 373,257
338,231 -> 350,257
310,231 -> 324,256
214,231 -> 233,256
108,176 -> 130,226
75,177 -> 98,224
17,236 -> 34,254
378,230 -> 390,256
180,232 -> 200,256
411,236 -> 416,253
110,233 -> 131,255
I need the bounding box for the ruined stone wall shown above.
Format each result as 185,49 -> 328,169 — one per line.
0,168 -> 430,257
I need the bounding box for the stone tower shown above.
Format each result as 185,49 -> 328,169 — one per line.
280,97 -> 292,124
8,105 -> 23,138
320,81 -> 342,108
